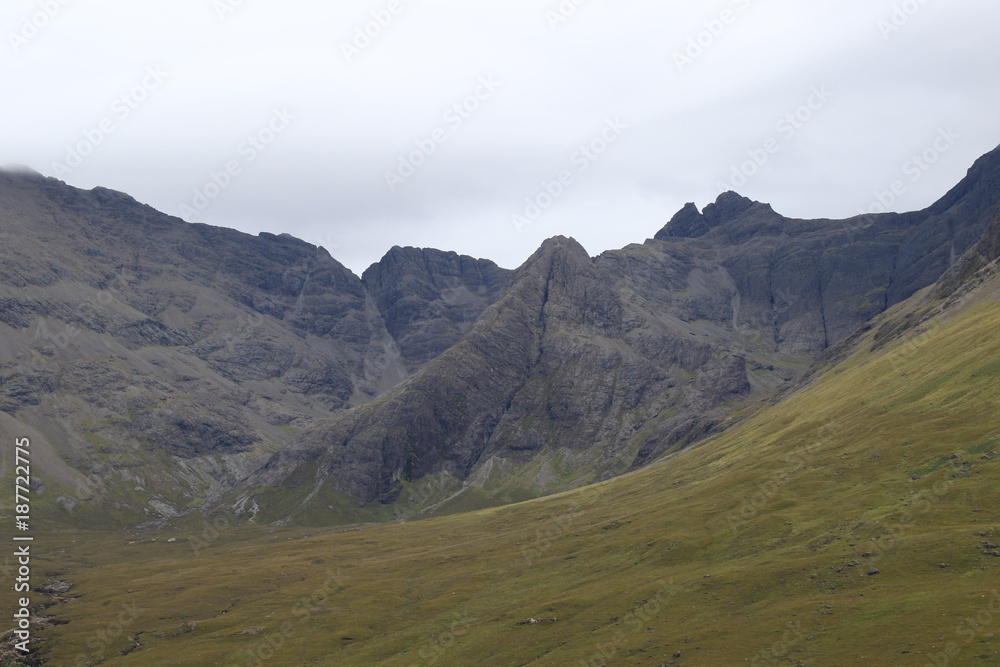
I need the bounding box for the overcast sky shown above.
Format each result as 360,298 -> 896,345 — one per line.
3,0 -> 999,274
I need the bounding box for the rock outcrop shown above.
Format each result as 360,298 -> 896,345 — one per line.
2,142 -> 999,525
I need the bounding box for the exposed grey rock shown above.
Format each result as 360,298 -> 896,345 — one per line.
250,144 -> 1000,514
361,246 -> 510,371
2,142 -> 999,525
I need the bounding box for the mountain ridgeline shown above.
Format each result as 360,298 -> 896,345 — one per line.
1,143 -> 999,526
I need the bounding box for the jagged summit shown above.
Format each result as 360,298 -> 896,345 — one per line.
655,191 -> 777,240
531,234 -> 590,257
519,235 -> 593,274
703,191 -> 757,223
657,202 -> 706,238
926,140 -> 1000,221
3,143 -> 1000,525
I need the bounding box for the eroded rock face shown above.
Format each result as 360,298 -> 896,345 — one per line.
0,170 -> 499,520
3,142 -> 1000,524
650,143 -> 1000,358
253,145 -> 1000,514
361,246 -> 510,371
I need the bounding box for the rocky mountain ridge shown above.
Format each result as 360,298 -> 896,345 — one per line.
0,169 -> 503,524
1,142 -> 998,525
239,144 -> 1000,522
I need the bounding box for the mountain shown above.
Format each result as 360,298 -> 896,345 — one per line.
361,246 -> 510,373
0,170 -> 498,524
238,144 -> 1000,522
1,144 -> 999,527
24,200 -> 1000,665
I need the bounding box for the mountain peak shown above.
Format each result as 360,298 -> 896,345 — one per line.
532,235 -> 590,260
0,164 -> 43,178
656,192 -> 768,240
654,202 -> 706,240
926,140 -> 1000,218
704,191 -> 756,223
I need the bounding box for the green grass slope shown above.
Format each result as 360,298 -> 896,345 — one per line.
11,295 -> 1000,665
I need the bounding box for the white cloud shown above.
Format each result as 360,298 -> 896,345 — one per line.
2,0 -> 999,273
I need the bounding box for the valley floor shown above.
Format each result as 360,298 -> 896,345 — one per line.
9,303 -> 1000,666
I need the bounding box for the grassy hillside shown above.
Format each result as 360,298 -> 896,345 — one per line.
10,296 -> 1000,665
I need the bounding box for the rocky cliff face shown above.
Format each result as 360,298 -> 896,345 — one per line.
932,208 -> 1000,300
655,141 -> 1000,354
242,144 -> 1000,521
0,170 -> 497,523
2,143 -> 999,526
361,246 -> 510,372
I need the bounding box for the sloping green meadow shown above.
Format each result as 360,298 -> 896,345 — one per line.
17,302 -> 1000,665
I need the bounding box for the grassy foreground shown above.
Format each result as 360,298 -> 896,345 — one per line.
12,300 -> 1000,665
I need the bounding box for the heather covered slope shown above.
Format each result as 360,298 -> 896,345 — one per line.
22,230 -> 1000,666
